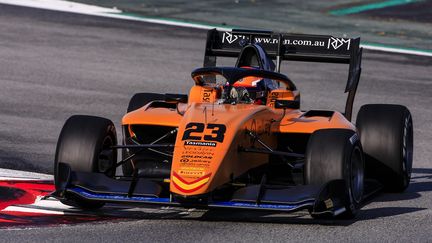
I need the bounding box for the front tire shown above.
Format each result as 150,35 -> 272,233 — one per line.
54,115 -> 117,209
305,129 -> 364,219
356,104 -> 413,192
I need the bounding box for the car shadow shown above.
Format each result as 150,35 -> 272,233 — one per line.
370,167 -> 432,202
198,203 -> 426,224
199,209 -> 354,226
98,204 -> 425,226
105,206 -> 359,226
356,207 -> 425,221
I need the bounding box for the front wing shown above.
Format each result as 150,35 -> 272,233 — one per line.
52,163 -> 360,217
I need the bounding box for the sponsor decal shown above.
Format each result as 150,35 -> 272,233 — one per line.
254,37 -> 326,47
222,31 -> 240,44
184,141 -> 216,147
172,172 -> 211,193
270,92 -> 280,99
178,169 -> 205,177
328,37 -> 351,50
181,154 -> 213,160
324,199 -> 334,209
182,122 -> 226,143
221,31 -> 351,51
251,36 -> 326,47
202,89 -> 213,102
179,147 -> 214,167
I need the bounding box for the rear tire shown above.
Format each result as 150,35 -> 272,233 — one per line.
356,104 -> 413,192
123,93 -> 165,176
305,129 -> 364,219
54,115 -> 117,209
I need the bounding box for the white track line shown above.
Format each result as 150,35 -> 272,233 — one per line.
0,0 -> 431,57
3,205 -> 66,215
2,198 -> 86,215
2,195 -> 85,213
0,168 -> 52,181
0,0 -> 231,31
361,44 -> 432,57
0,0 -> 121,14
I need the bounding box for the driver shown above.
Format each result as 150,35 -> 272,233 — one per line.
227,67 -> 278,104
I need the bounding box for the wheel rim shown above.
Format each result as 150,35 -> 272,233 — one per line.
350,146 -> 364,204
98,135 -> 114,173
402,114 -> 413,186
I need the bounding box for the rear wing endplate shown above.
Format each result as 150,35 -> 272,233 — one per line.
204,29 -> 362,120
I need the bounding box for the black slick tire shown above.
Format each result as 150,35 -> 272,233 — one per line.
356,104 -> 413,192
54,115 -> 117,209
305,129 -> 364,219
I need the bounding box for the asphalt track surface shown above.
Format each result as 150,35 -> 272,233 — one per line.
0,4 -> 432,242
73,0 -> 432,50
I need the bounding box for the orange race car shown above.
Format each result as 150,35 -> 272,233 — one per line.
51,29 -> 413,219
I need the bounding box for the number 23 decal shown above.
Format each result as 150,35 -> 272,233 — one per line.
182,123 -> 226,143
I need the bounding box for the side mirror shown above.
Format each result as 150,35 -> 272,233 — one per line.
165,93 -> 188,103
274,100 -> 300,109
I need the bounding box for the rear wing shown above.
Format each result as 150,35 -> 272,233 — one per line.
204,29 -> 362,120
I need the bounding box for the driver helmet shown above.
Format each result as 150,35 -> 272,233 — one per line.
233,66 -> 265,89
229,66 -> 273,104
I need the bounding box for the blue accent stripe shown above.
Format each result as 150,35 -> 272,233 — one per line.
210,201 -> 313,210
70,187 -> 170,203
69,187 -> 314,211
